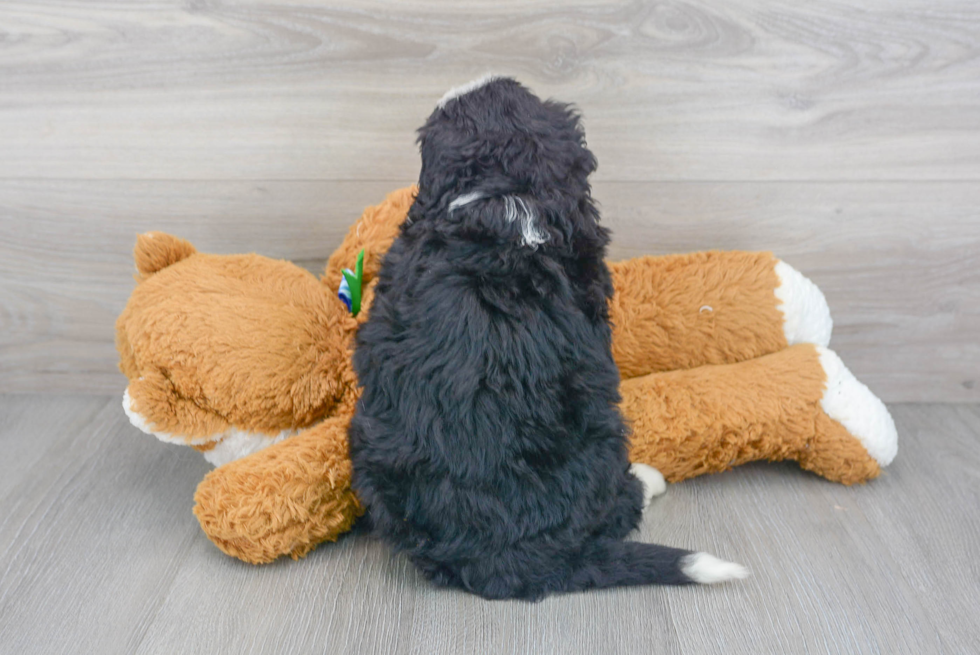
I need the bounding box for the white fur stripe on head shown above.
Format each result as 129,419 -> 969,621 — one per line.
448,191 -> 485,212
437,74 -> 501,108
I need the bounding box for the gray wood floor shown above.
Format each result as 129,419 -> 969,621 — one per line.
1,394 -> 978,655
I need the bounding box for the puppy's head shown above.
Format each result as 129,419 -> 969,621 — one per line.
409,76 -> 603,251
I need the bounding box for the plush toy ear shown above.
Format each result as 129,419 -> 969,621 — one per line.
133,232 -> 197,281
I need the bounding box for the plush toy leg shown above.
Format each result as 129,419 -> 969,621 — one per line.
193,416 -> 363,564
609,252 -> 832,379
621,344 -> 897,485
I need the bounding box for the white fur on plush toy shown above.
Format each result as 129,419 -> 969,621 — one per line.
772,265 -> 897,466
816,347 -> 899,467
122,389 -> 293,467
774,260 -> 833,347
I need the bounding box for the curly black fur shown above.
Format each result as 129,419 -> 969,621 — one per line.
349,78 -> 697,600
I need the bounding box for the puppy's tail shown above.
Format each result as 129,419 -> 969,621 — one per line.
565,538 -> 749,591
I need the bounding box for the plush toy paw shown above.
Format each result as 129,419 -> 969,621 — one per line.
774,260 -> 832,348
796,346 -> 898,484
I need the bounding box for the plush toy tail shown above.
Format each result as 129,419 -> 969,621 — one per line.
133,232 -> 197,280
562,538 -> 749,594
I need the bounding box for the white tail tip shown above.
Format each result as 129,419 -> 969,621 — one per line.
681,552 -> 750,584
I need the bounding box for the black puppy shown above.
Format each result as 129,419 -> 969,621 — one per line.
349,76 -> 747,600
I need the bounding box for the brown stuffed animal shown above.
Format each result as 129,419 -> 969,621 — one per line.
116,187 -> 897,564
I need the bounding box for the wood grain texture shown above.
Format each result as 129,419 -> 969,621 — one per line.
1,1 -> 979,181
2,179 -> 977,401
1,3 -> 978,396
1,396 -> 978,654
0,395 -> 212,655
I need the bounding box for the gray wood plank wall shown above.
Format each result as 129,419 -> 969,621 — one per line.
1,1 -> 978,401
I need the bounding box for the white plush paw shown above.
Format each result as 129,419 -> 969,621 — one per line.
631,463 -> 667,509
681,552 -> 751,584
816,346 -> 899,466
774,260 -> 833,347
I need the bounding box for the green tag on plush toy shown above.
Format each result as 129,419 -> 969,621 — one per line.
339,249 -> 365,317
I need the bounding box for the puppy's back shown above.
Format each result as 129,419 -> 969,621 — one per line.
349,76 -> 748,600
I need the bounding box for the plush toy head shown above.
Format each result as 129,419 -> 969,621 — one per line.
116,232 -> 363,465
118,188 -> 417,468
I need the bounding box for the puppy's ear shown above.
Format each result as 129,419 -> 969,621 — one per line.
410,120 -> 467,222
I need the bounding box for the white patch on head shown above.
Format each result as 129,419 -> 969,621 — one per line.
437,74 -> 501,109
122,388 -> 300,466
503,195 -> 548,248
630,463 -> 667,508
774,259 -> 833,347
449,191 -> 485,213
816,346 -> 898,466
680,552 -> 750,584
